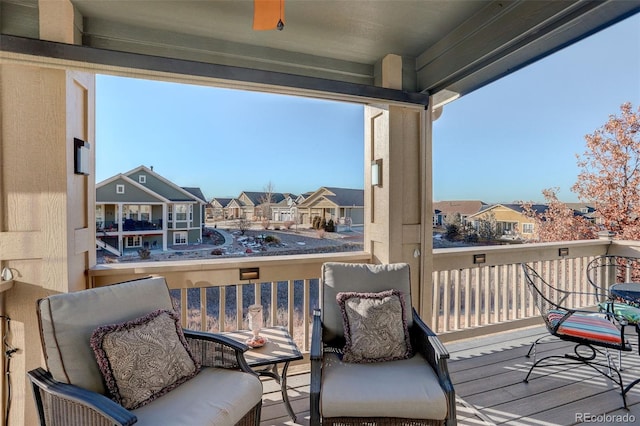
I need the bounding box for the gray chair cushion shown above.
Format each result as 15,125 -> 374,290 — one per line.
321,262 -> 413,343
320,352 -> 448,420
133,367 -> 263,426
38,277 -> 175,394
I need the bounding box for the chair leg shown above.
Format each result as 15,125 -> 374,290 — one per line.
523,343 -> 628,409
526,334 -> 557,363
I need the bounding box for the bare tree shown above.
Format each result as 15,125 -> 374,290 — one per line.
237,217 -> 250,235
259,181 -> 275,220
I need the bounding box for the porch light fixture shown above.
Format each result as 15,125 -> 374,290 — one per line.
74,138 -> 90,175
371,159 -> 382,187
239,267 -> 260,281
1,267 -> 13,281
473,254 -> 486,264
558,247 -> 569,257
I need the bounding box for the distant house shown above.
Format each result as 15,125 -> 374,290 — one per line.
565,203 -> 598,224
206,197 -> 233,221
468,203 -> 546,238
271,193 -> 300,222
224,191 -> 287,220
433,200 -> 487,227
96,165 -> 206,255
297,187 -> 364,226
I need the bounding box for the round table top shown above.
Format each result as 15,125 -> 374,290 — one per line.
610,282 -> 640,304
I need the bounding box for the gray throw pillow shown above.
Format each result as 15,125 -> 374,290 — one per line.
90,309 -> 200,410
336,289 -> 412,363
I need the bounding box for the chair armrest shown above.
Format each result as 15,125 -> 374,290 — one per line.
183,329 -> 254,374
27,367 -> 137,426
410,309 -> 456,426
310,309 -> 322,426
310,309 -> 323,362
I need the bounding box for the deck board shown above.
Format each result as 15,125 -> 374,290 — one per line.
260,325 -> 640,426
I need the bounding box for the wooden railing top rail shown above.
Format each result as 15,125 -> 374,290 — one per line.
89,251 -> 372,288
433,239 -> 612,270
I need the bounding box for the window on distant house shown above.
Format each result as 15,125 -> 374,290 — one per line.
139,175 -> 146,183
116,184 -> 125,194
175,204 -> 188,221
96,205 -> 104,229
140,205 -> 151,221
168,204 -> 173,221
522,223 -> 534,234
125,236 -> 142,247
174,231 -> 187,245
125,204 -> 139,219
123,204 -> 152,222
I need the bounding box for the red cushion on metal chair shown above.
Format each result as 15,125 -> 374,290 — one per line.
547,309 -> 623,345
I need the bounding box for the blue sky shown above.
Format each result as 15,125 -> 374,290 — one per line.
96,13 -> 639,203
433,13 -> 640,204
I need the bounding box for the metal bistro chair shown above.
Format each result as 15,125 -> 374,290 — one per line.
521,263 -> 632,408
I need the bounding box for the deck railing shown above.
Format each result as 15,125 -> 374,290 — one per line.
89,238 -> 640,349
89,251 -> 371,352
432,238 -> 640,340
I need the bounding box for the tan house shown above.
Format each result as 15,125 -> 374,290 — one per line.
224,191 -> 287,220
270,193 -> 302,222
206,197 -> 233,221
1,2 -> 634,425
468,203 -> 546,239
297,187 -> 364,226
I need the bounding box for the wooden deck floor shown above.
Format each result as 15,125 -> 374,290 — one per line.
260,326 -> 640,425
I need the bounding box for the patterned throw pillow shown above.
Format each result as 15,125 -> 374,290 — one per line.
336,289 -> 412,363
90,309 -> 200,410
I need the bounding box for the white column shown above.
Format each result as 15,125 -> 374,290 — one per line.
162,204 -> 168,251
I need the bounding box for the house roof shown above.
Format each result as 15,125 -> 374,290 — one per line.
565,203 -> 597,217
211,197 -> 233,207
96,174 -> 171,203
241,191 -> 287,205
433,200 -> 487,216
323,187 -> 364,207
300,187 -> 364,208
469,203 -> 549,219
182,187 -> 207,203
98,165 -> 204,204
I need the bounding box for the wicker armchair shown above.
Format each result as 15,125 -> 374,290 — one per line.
310,262 -> 456,426
521,263 -> 631,408
27,276 -> 263,426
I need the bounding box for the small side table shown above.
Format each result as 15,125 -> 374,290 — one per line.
224,326 -> 303,421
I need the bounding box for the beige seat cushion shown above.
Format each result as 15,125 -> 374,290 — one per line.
320,352 -> 447,420
133,367 -> 263,426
